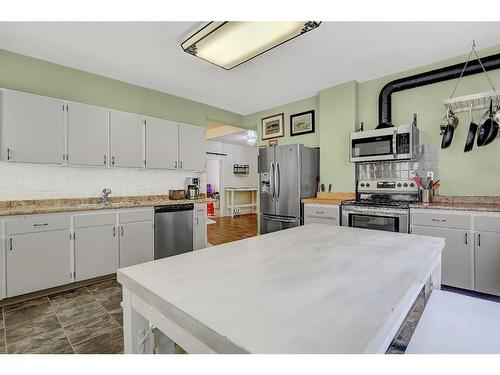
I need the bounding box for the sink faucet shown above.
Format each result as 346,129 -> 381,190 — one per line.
99,188 -> 112,206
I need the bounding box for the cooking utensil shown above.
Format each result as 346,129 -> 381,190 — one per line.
441,108 -> 458,149
321,183 -> 325,192
431,179 -> 440,189
464,107 -> 478,152
477,99 -> 499,147
328,184 -> 332,192
412,176 -> 423,190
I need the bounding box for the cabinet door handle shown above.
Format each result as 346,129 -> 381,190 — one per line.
112,156 -> 115,165
104,155 -> 107,165
9,238 -> 13,251
121,226 -> 124,236
464,232 -> 468,245
432,218 -> 447,222
33,223 -> 49,227
196,217 -> 199,225
7,148 -> 10,160
113,226 -> 116,237
174,160 -> 177,168
478,233 -> 481,246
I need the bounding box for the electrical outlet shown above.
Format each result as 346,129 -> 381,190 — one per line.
427,171 -> 434,179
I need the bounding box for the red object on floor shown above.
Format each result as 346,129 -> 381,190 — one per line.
207,202 -> 215,216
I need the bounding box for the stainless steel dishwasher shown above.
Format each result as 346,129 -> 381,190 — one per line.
154,204 -> 193,260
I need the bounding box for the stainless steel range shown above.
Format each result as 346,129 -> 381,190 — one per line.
341,179 -> 419,233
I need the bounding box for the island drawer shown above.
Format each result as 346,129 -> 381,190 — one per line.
5,213 -> 71,235
74,212 -> 117,228
411,211 -> 470,229
118,209 -> 154,223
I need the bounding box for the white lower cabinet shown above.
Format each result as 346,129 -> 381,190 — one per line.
6,230 -> 71,297
119,221 -> 153,268
74,225 -> 118,281
474,231 -> 500,296
411,209 -> 500,296
0,207 -> 155,300
411,226 -> 473,290
194,204 -> 207,250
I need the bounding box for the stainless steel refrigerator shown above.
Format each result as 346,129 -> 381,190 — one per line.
258,144 -> 319,234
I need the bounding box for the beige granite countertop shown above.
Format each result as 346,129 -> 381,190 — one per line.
410,196 -> 500,213
0,195 -> 215,217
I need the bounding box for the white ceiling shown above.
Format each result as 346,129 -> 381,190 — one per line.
0,22 -> 499,115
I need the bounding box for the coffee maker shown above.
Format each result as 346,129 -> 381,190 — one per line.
185,177 -> 200,199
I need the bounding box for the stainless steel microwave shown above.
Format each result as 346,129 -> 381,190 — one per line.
350,123 -> 419,162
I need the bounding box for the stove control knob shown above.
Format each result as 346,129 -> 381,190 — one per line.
397,183 -> 402,187
366,183 -> 370,187
403,183 -> 408,187
360,183 -> 365,187
409,182 -> 415,188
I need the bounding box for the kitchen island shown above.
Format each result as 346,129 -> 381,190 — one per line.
117,224 -> 444,354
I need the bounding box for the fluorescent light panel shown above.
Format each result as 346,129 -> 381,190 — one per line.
182,22 -> 321,70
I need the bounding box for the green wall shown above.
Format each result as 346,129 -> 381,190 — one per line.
0,49 -> 244,128
243,96 -> 320,147
245,43 -> 500,196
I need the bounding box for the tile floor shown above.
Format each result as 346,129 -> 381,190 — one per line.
0,279 -> 123,354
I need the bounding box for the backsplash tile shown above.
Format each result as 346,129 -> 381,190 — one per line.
356,143 -> 439,183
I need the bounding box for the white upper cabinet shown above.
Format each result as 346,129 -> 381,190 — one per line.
145,117 -> 178,170
178,124 -> 206,171
110,110 -> 144,168
1,90 -> 64,164
67,101 -> 109,166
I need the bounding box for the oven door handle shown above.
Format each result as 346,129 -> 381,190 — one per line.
392,130 -> 397,159
262,214 -> 299,224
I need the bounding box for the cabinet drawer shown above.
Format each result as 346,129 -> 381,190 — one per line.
411,211 -> 471,229
5,213 -> 71,235
304,204 -> 338,225
74,212 -> 116,228
474,215 -> 500,232
118,209 -> 153,223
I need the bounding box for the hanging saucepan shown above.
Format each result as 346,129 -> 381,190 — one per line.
477,99 -> 499,147
464,106 -> 478,152
441,108 -> 459,149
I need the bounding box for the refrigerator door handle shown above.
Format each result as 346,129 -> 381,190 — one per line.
276,162 -> 281,199
271,162 -> 275,199
262,214 -> 298,224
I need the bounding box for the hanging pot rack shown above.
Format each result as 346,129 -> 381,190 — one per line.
443,40 -> 499,113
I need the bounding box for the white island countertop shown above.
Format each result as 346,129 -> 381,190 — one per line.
117,224 -> 444,354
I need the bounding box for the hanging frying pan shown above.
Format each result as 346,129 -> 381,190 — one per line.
441,108 -> 458,149
464,107 -> 478,152
477,100 -> 499,147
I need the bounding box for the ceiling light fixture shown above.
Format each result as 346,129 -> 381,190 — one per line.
181,21 -> 321,70
246,130 -> 258,145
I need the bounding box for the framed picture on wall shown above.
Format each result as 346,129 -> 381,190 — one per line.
261,113 -> 284,140
290,110 -> 315,136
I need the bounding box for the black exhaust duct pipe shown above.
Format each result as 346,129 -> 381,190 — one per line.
377,52 -> 500,129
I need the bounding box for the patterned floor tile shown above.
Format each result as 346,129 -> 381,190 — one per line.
111,311 -> 123,327
54,300 -> 109,328
5,314 -> 61,344
7,327 -> 71,354
73,327 -> 123,354
65,313 -> 120,346
3,297 -> 54,326
49,288 -> 95,311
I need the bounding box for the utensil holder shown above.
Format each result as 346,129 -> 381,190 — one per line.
421,189 -> 432,203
